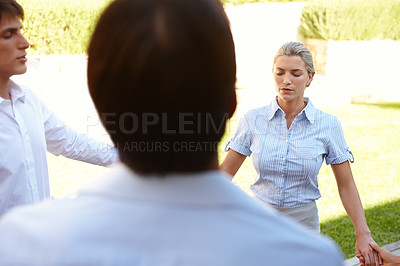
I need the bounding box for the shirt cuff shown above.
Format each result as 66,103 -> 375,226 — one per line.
224,140 -> 251,157
326,149 -> 354,165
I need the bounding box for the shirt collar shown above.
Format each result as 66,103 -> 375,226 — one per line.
266,97 -> 282,120
9,80 -> 26,103
303,98 -> 316,123
266,97 -> 316,124
80,163 -> 259,207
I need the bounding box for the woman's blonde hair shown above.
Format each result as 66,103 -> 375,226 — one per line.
273,41 -> 315,74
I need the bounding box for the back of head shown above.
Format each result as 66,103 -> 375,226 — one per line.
273,41 -> 315,74
0,0 -> 24,20
87,0 -> 236,175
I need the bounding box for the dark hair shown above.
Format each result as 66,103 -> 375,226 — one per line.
0,0 -> 24,21
87,0 -> 236,175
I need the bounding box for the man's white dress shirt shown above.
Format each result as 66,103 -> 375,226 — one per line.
0,164 -> 344,266
0,80 -> 118,215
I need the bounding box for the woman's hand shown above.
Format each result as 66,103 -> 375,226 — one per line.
356,233 -> 381,266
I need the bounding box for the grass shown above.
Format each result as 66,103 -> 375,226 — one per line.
47,154 -> 111,199
219,102 -> 400,258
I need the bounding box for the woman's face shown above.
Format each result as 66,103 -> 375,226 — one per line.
273,55 -> 314,103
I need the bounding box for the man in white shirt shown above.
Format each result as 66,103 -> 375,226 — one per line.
0,0 -> 118,215
0,0 -> 344,265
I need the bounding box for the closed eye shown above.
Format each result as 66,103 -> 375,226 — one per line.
2,28 -> 20,39
2,32 -> 13,39
291,70 -> 304,77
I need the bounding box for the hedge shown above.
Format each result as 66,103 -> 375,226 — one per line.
300,0 -> 400,40
17,0 -> 400,55
19,0 -> 111,55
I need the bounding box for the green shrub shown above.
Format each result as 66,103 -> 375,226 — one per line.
19,0 -> 112,55
20,0 -> 306,54
300,0 -> 400,40
19,0 -> 400,55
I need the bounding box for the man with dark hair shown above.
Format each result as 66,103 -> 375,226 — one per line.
0,0 -> 118,215
0,0 -> 344,265
87,0 -> 237,174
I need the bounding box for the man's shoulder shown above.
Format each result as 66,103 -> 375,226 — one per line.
0,167 -> 344,266
232,207 -> 344,265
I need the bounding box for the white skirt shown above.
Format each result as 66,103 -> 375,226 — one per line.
274,201 -> 320,233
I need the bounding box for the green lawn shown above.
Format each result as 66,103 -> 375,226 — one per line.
47,102 -> 400,259
219,102 -> 400,258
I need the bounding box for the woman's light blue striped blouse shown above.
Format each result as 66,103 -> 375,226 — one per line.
226,98 -> 354,208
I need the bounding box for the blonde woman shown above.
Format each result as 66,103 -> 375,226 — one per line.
221,42 -> 381,266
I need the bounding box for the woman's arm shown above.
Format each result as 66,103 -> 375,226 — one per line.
331,161 -> 380,266
220,149 -> 247,178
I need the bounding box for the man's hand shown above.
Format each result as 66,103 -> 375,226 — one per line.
367,242 -> 400,266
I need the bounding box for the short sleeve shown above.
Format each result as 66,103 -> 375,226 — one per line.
325,117 -> 354,165
225,116 -> 253,157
